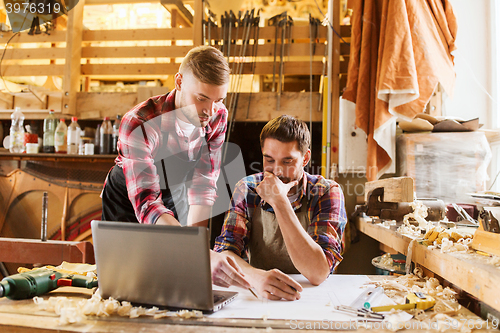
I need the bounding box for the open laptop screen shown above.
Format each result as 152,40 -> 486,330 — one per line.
91,220 -> 221,311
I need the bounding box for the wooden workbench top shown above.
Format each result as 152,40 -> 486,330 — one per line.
0,279 -> 492,333
355,218 -> 500,313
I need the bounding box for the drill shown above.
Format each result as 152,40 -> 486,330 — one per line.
0,268 -> 98,300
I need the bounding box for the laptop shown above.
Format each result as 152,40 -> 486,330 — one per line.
91,220 -> 238,312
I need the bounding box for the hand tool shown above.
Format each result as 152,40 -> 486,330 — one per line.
0,268 -> 98,300
268,12 -> 285,93
349,286 -> 384,309
41,192 -> 48,242
452,203 -> 478,225
353,187 -> 446,222
371,292 -> 435,312
334,305 -> 385,320
245,10 -> 261,119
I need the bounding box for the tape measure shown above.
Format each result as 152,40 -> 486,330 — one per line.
371,292 -> 435,312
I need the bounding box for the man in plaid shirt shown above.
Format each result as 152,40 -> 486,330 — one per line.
101,46 -> 250,289
214,115 -> 347,300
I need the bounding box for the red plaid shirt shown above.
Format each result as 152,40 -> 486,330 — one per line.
110,90 -> 227,224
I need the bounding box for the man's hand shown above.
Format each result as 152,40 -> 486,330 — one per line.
210,250 -> 251,289
250,268 -> 303,301
255,172 -> 298,207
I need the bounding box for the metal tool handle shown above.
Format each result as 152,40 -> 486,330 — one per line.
41,192 -> 48,241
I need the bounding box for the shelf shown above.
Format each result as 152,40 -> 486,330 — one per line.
0,151 -> 117,163
355,217 -> 500,313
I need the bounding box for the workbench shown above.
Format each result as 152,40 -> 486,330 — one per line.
0,277 -> 490,333
355,217 -> 500,314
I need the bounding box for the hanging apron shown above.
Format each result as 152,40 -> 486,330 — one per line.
248,194 -> 310,274
101,126 -> 207,226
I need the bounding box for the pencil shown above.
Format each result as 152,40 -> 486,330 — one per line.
249,288 -> 259,299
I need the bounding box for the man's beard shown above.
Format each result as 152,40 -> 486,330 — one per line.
278,176 -> 292,183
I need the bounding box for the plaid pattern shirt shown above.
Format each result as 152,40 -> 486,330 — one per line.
214,171 -> 347,272
111,90 -> 227,224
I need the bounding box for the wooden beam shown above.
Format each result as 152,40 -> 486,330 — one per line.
81,45 -> 192,58
0,65 -> 64,76
1,48 -> 66,60
231,92 -> 323,122
73,91 -> 322,121
0,26 -> 327,45
0,238 -> 95,265
76,92 -> 138,118
62,0 -> 84,115
161,0 -> 193,26
82,27 -> 193,42
0,30 -> 66,44
328,0 -> 340,174
80,62 -> 326,76
79,43 -> 327,59
192,0 -> 202,46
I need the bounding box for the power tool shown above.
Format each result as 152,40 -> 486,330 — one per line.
0,268 -> 98,300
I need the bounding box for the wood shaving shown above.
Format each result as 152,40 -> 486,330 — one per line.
397,221 -> 423,238
440,237 -> 472,253
33,290 -> 204,324
403,201 -> 431,229
486,255 -> 500,267
18,261 -> 97,280
369,270 -> 461,319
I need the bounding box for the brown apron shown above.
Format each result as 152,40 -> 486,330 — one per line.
248,194 -> 309,274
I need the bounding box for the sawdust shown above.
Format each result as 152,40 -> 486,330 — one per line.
33,290 -> 203,325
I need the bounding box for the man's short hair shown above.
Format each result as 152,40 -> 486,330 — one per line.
260,115 -> 311,155
179,46 -> 230,86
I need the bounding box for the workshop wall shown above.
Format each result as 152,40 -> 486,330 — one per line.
446,0 -> 492,126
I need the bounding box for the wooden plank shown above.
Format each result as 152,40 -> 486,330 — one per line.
471,230 -> 500,256
62,0 -> 84,115
81,43 -> 327,59
0,30 -> 66,44
0,92 -> 13,109
81,63 -> 179,76
364,176 -> 414,203
82,27 -> 193,42
161,0 -> 193,26
73,92 -> 322,121
13,92 -> 46,110
81,45 -> 192,58
1,48 -> 66,60
76,92 -> 138,118
330,0 -> 341,178
0,238 -> 95,265
356,218 -> 410,255
192,0 -> 202,46
136,86 -> 170,102
0,65 -> 64,76
231,92 -> 322,122
81,62 -> 326,76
